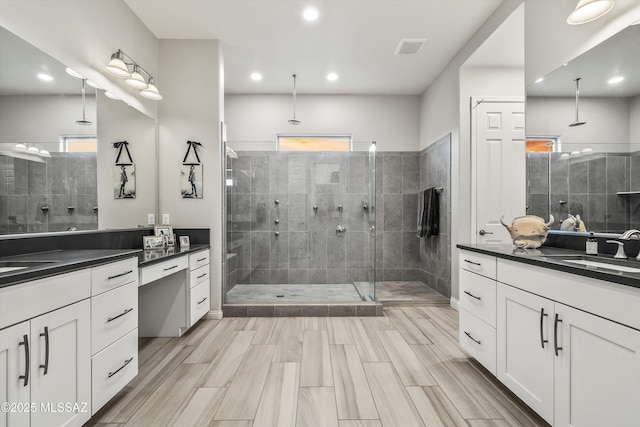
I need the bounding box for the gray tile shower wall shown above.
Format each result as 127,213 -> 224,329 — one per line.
0,153 -> 98,234
417,134 -> 451,299
227,151 -> 374,286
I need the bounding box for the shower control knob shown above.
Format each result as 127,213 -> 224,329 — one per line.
274,231 -> 280,236
275,200 -> 280,205
274,219 -> 280,224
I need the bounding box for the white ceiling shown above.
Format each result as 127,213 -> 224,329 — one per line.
124,0 -> 503,95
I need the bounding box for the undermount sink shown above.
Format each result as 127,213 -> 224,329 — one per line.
558,257 -> 640,274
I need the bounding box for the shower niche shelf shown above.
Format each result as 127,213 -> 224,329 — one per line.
616,191 -> 640,196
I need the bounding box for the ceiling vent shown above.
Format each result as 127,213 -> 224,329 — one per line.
394,38 -> 426,55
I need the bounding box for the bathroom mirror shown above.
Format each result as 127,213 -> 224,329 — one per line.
0,25 -> 158,235
525,23 -> 640,233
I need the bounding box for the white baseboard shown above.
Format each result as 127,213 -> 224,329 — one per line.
205,310 -> 223,320
449,297 -> 459,311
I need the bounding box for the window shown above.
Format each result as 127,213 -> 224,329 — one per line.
277,134 -> 351,152
61,135 -> 97,153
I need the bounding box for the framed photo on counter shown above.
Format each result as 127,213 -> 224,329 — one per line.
154,225 -> 173,238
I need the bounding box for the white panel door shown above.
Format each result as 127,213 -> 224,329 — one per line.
30,300 -> 91,427
472,98 -> 526,244
554,303 -> 640,427
496,283 -> 554,425
0,322 -> 30,427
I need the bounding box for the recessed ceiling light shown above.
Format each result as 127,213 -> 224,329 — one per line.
303,8 -> 319,21
535,77 -> 544,84
326,73 -> 338,81
250,72 -> 263,81
608,75 -> 624,84
65,67 -> 83,78
37,73 -> 53,82
104,91 -> 119,100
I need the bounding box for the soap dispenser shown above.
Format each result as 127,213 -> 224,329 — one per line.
586,232 -> 598,255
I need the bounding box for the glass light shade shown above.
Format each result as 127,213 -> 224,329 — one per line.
126,67 -> 148,89
567,0 -> 614,25
139,82 -> 162,100
14,143 -> 27,151
104,91 -> 119,100
104,54 -> 130,78
39,149 -> 51,157
65,67 -> 83,79
28,146 -> 40,153
86,80 -> 101,89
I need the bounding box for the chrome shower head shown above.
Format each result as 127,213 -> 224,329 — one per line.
76,78 -> 92,126
289,74 -> 301,125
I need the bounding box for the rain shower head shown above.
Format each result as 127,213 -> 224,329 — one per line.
76,78 -> 92,126
569,77 -> 586,127
288,74 -> 301,125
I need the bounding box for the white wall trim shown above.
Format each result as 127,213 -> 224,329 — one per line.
450,297 -> 459,311
205,310 -> 223,320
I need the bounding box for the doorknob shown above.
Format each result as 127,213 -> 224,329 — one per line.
479,229 -> 493,236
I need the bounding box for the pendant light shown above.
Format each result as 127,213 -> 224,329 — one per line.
288,74 -> 301,125
76,79 -> 92,126
569,78 -> 586,127
567,0 -> 615,25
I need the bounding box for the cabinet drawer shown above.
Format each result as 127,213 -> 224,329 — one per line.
190,264 -> 209,288
459,269 -> 497,327
140,256 -> 188,286
189,249 -> 210,271
190,280 -> 210,326
0,269 -> 90,329
91,283 -> 137,354
92,257 -> 138,295
91,328 -> 138,415
459,250 -> 496,280
459,308 -> 496,375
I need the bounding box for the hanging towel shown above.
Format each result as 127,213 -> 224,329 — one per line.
417,187 -> 440,238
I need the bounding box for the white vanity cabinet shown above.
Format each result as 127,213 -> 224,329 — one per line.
0,270 -> 92,427
188,249 -> 210,328
459,249 -> 640,427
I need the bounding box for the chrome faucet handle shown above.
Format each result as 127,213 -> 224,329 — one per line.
606,240 -> 627,259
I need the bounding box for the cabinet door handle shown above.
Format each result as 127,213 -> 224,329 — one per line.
554,313 -> 563,356
107,308 -> 134,323
464,290 -> 481,300
540,308 -> 549,349
39,326 -> 49,375
464,259 -> 482,266
107,270 -> 133,280
197,257 -> 207,262
464,331 -> 481,345
164,265 -> 179,271
19,334 -> 30,387
197,273 -> 207,279
197,297 -> 208,305
108,357 -> 134,378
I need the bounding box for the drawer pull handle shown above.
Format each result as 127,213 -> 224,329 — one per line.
19,335 -> 30,387
197,297 -> 208,305
197,257 -> 207,262
464,259 -> 482,266
464,331 -> 481,345
164,265 -> 179,271
108,357 -> 134,378
554,314 -> 563,356
197,273 -> 207,279
39,326 -> 49,375
540,308 -> 549,349
108,270 -> 133,280
107,308 -> 134,323
464,290 -> 481,300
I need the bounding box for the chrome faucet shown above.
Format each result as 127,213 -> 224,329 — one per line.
619,229 -> 640,261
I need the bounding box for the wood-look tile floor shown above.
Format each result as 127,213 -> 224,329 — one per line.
86,306 -> 550,427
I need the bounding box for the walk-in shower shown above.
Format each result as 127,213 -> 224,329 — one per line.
223,140 -> 376,305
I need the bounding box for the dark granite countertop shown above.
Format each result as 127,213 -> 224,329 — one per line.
457,244 -> 640,289
0,249 -> 142,288
139,244 -> 210,267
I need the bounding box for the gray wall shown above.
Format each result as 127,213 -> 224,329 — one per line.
227,151 -> 374,287
0,152 -> 97,234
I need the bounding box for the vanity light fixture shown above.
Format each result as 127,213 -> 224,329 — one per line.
104,91 -> 119,100
567,0 -> 615,25
65,67 -> 83,79
104,49 -> 162,100
608,75 -> 624,84
14,143 -> 27,151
